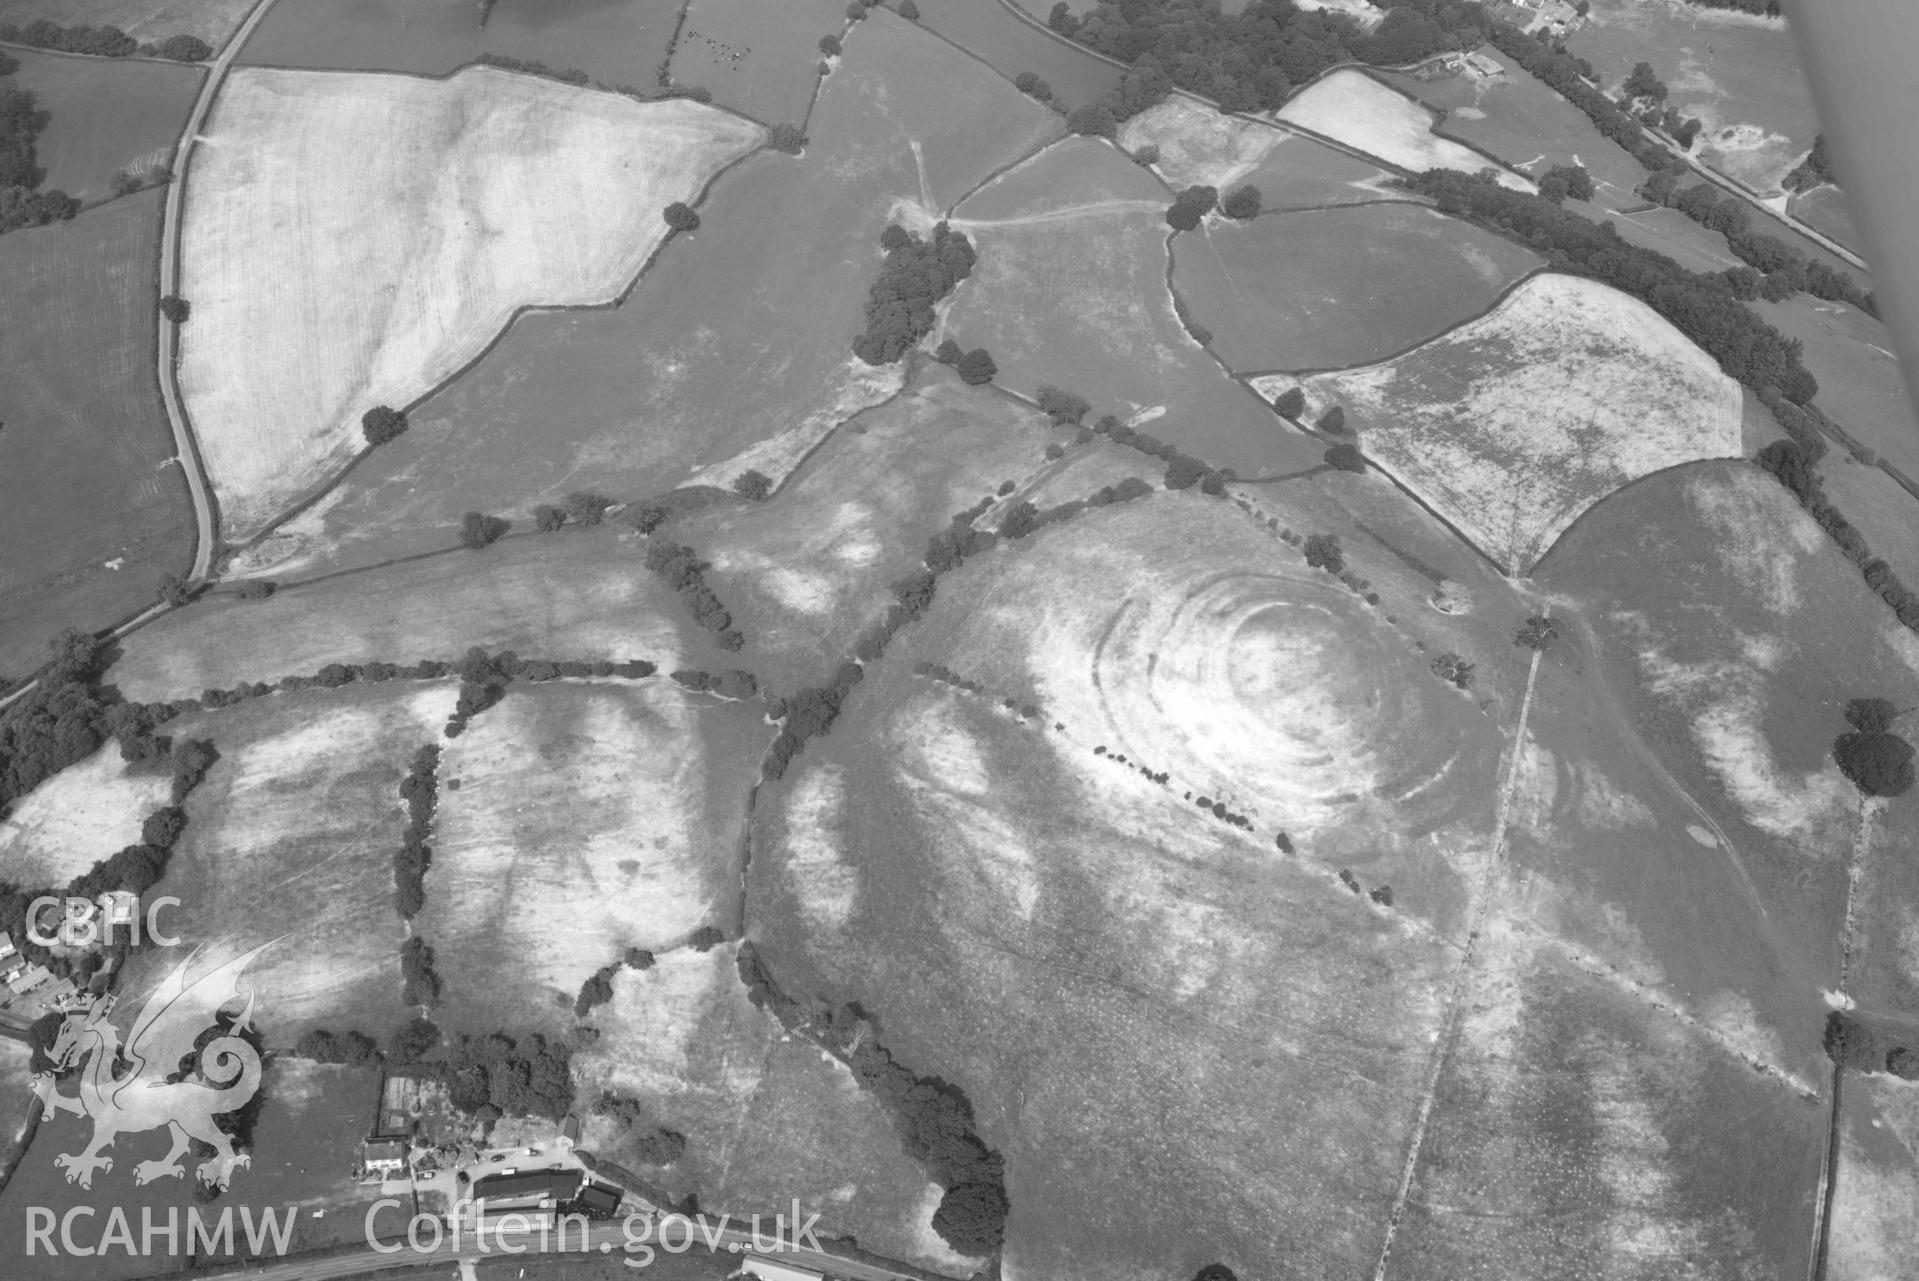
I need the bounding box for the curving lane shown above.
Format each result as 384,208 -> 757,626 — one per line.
158,0 -> 284,585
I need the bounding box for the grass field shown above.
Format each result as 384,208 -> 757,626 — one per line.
1253,273 -> 1744,571
1789,184 -> 1859,252
1379,47 -> 1650,211
298,9 -> 1060,574
0,742 -> 173,887
0,0 -> 254,45
1609,200 -> 1745,273
906,0 -> 1124,111
1279,70 -> 1533,191
1390,931 -> 1828,1278
1173,202 -> 1542,373
178,65 -> 762,540
2,47 -> 199,201
673,363 -> 1117,689
573,950 -> 954,1270
112,682 -> 457,1040
1118,96 -> 1397,206
1567,0 -> 1815,193
417,680 -> 767,1038
106,525 -> 709,703
945,137 -> 1323,480
669,0 -> 844,126
0,188 -> 193,679
953,133 -> 1164,221
744,489 -> 1522,1281
1759,297 -> 1919,479
238,0 -> 683,86
0,1055 -> 388,1276
1538,461 -> 1919,984
1828,1074 -> 1919,1281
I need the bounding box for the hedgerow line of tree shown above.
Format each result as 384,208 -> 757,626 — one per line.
1637,168 -> 1871,311
1401,169 -> 1819,400
4,735 -> 214,1010
640,538 -> 747,652
1756,431 -> 1919,645
0,62 -> 76,234
734,949 -> 1008,1255
0,21 -> 209,62
393,745 -> 440,919
1042,1 -> 1810,255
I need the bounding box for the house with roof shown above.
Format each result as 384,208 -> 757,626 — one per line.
360,1137 -> 410,1180
473,1167 -> 584,1210
6,963 -> 51,997
0,934 -> 17,964
1463,51 -> 1504,79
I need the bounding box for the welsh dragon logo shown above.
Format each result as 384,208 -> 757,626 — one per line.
30,941 -> 275,1191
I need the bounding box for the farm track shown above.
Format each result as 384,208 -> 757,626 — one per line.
1370,626 -> 1547,1281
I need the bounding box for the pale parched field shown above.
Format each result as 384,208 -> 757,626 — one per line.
1279,69 -> 1534,192
1117,97 -> 1283,190
0,743 -> 174,890
178,67 -> 764,537
417,681 -> 768,1037
1253,273 -> 1744,572
117,683 -> 458,1039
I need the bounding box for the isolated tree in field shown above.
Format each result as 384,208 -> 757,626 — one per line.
1833,697 -> 1914,796
662,201 -> 700,232
847,1 -> 867,18
1622,61 -> 1667,103
362,405 -> 407,446
1316,404 -> 1346,433
769,123 -> 806,154
688,925 -> 725,952
1515,614 -> 1558,651
1132,143 -> 1160,166
1274,387 -> 1305,419
158,295 -> 189,324
1302,533 -> 1342,574
956,347 -> 997,385
1824,1010 -> 1880,1069
933,337 -> 963,365
1193,1266 -> 1239,1281
733,469 -> 773,501
1323,442 -> 1364,472
1221,183 -> 1262,220
898,0 -> 919,19
819,33 -> 842,56
459,511 -> 510,550
534,504 -> 566,532
1065,103 -> 1118,138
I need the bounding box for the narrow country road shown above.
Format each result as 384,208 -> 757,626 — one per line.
159,0 -> 283,585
